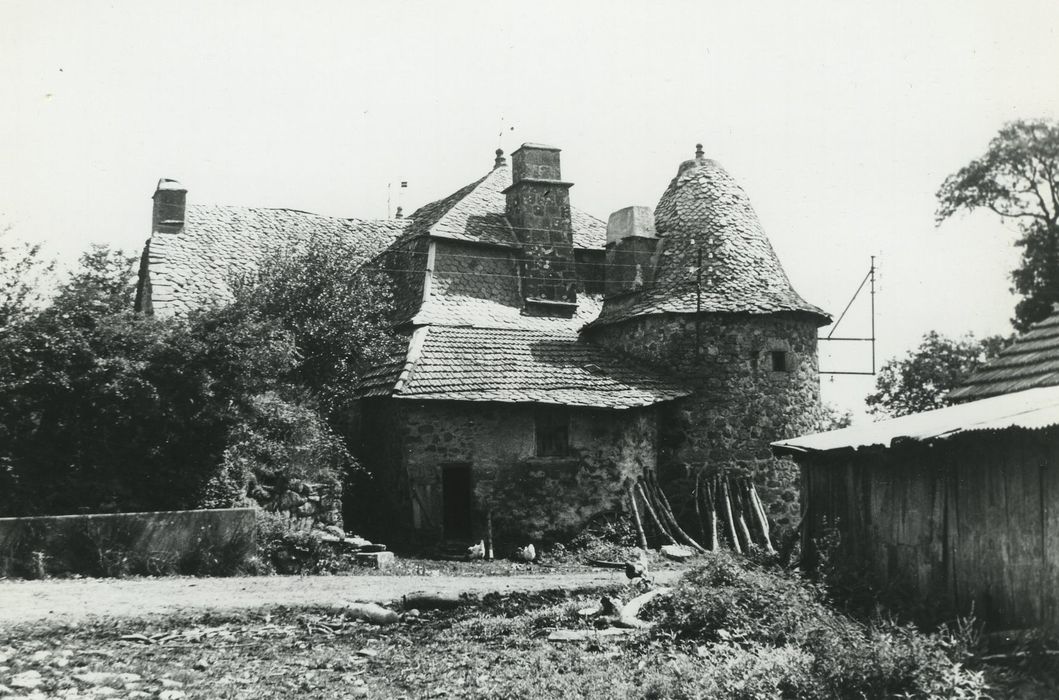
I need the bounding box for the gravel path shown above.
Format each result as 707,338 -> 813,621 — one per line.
0,569 -> 682,624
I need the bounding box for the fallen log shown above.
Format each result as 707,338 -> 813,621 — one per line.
616,587 -> 673,629
345,602 -> 400,625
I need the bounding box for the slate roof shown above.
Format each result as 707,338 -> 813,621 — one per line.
587,157 -> 829,328
359,325 -> 691,409
772,385 -> 1059,456
948,312 -> 1059,401
398,162 -> 607,250
145,204 -> 408,317
412,293 -> 603,333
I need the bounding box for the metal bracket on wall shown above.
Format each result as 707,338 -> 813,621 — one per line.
819,256 -> 877,376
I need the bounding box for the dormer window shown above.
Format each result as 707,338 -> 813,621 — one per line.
535,408 -> 570,457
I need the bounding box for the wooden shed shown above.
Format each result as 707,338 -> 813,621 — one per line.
772,387 -> 1059,631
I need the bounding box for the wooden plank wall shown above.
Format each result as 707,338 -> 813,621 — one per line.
801,429 -> 1058,631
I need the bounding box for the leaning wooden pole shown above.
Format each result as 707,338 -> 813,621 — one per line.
720,476 -> 742,554
628,484 -> 649,551
704,479 -> 719,551
486,510 -> 495,560
650,473 -> 708,553
644,473 -> 686,542
636,482 -> 676,545
734,486 -> 754,552
693,472 -> 707,544
747,481 -> 776,554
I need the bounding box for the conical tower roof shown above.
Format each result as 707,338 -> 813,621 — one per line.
589,152 -> 830,327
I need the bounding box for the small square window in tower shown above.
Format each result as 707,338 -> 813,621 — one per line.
771,350 -> 789,372
535,408 -> 570,457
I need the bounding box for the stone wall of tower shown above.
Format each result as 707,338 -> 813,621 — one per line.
585,312 -> 824,533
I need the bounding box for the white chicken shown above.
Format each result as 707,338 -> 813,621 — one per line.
466,540 -> 486,560
513,543 -> 536,562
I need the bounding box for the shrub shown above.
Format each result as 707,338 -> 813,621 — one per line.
654,552 -> 835,647
651,554 -> 989,699
254,511 -> 353,575
221,391 -> 351,504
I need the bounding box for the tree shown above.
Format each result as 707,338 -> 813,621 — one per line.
0,239 -> 383,517
0,303 -> 300,516
0,227 -> 53,329
229,238 -> 401,421
49,244 -> 138,321
864,332 -> 1007,418
936,119 -> 1059,331
0,244 -> 307,515
820,403 -> 853,431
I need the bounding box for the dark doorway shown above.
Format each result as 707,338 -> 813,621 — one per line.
442,464 -> 473,541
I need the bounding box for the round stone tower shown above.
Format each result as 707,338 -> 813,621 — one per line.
583,146 -> 831,531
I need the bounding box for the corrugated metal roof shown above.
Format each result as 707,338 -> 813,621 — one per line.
771,386 -> 1059,455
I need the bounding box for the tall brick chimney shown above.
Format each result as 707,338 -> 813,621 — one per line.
503,143 -> 578,312
152,178 -> 186,233
605,206 -> 658,297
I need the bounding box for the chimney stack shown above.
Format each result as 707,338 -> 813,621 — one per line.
605,206 -> 658,297
152,179 -> 187,233
503,143 -> 578,312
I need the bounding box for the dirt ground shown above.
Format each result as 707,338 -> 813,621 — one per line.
0,568 -> 683,624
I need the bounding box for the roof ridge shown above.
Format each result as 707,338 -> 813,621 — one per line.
188,202 -> 405,224
428,166 -> 510,237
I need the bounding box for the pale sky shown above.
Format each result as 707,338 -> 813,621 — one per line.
3,0 -> 1058,419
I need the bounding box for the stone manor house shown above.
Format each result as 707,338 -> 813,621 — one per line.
135,143 -> 830,544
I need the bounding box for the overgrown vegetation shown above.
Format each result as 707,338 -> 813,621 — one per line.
0,236 -> 394,519
865,330 -> 1009,418
937,119 -> 1059,332
228,237 -> 401,422
648,554 -> 990,698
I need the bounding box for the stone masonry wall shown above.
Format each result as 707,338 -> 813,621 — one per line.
375,400 -> 657,544
251,479 -> 342,531
384,236 -> 430,324
431,240 -> 521,307
586,312 -> 824,532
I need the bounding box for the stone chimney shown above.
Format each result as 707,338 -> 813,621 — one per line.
605,206 -> 658,297
152,179 -> 187,233
503,143 -> 578,312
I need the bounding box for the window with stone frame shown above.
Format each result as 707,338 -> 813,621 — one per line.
535,408 -> 570,457
771,350 -> 790,372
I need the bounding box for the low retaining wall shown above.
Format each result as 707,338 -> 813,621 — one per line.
0,507 -> 257,578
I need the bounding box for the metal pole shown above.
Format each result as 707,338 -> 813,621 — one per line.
696,249 -> 703,360
870,255 -> 876,374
